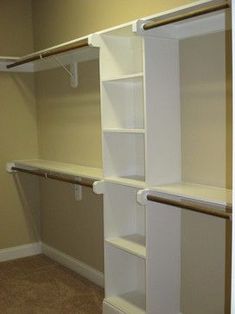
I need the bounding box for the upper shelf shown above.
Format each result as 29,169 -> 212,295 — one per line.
0,35 -> 99,73
7,159 -> 103,181
136,0 -> 229,39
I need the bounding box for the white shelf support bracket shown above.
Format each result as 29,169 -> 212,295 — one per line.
50,55 -> 78,88
6,162 -> 16,173
93,180 -> 105,195
137,189 -> 150,205
74,177 -> 82,201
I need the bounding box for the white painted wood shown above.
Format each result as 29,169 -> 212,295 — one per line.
103,133 -> 145,179
146,202 -> 181,314
150,182 -> 232,206
105,176 -> 145,189
137,10 -> 227,40
0,242 -> 42,262
106,234 -> 146,259
103,183 -> 145,240
102,77 -> 144,129
103,129 -> 145,134
144,36 -> 181,186
10,159 -> 103,180
104,291 -> 146,314
33,47 -> 99,72
41,243 -> 104,287
102,73 -> 143,82
103,301 -> 124,314
105,244 -> 146,300
97,34 -> 143,80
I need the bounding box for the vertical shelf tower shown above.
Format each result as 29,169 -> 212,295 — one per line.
93,25 -> 147,314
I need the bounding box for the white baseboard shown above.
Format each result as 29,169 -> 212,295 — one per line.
0,242 -> 42,262
41,243 -> 104,288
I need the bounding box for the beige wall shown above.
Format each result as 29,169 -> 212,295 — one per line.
0,0 -> 39,248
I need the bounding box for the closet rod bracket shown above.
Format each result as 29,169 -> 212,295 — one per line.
137,189 -> 150,205
41,54 -> 78,88
6,162 -> 17,173
93,180 -> 105,195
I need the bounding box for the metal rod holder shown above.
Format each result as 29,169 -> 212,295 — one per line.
11,166 -> 93,188
143,2 -> 229,31
146,194 -> 232,220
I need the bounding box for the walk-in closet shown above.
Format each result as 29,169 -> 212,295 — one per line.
0,0 -> 234,313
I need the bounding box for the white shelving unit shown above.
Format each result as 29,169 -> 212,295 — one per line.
3,1 -> 234,313
136,2 -> 232,314
97,1 -> 232,313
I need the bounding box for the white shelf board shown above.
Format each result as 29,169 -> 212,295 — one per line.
33,46 -> 99,72
1,35 -> 99,73
11,159 -> 103,180
137,3 -> 228,39
150,182 -> 232,207
103,128 -> 145,134
106,234 -> 146,259
104,291 -> 146,314
102,72 -> 143,82
0,56 -> 34,72
106,176 -> 146,188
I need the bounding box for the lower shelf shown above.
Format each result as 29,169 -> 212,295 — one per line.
106,234 -> 146,259
106,176 -> 145,188
104,291 -> 146,314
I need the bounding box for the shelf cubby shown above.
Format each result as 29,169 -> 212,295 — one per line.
103,133 -> 145,183
99,32 -> 143,80
104,183 -> 145,258
104,244 -> 146,313
102,75 -> 144,130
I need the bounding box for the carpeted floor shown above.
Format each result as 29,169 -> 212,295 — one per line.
0,254 -> 104,314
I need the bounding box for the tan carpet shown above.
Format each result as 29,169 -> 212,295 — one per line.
0,254 -> 104,314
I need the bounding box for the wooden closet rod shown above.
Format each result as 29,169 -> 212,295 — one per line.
146,194 -> 232,220
12,166 -> 94,188
6,38 -> 89,69
143,2 -> 230,31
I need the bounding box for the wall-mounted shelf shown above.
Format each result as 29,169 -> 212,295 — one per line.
0,35 -> 99,73
137,183 -> 232,220
138,1 -> 228,39
7,159 -> 103,181
150,182 -> 232,207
